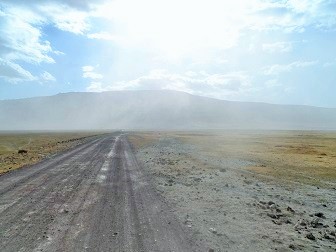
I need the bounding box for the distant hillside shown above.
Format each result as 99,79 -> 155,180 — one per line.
1,90 -> 336,130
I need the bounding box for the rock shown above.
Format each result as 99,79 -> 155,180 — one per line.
18,149 -> 28,154
314,212 -> 325,219
289,244 -> 296,250
324,234 -> 332,240
306,233 -> 316,240
268,201 -> 275,205
209,227 -> 217,234
295,219 -> 308,230
310,217 -> 324,228
287,206 -> 295,213
267,213 -> 279,219
272,220 -> 282,225
208,249 -> 215,252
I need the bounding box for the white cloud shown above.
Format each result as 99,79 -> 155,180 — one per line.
40,71 -> 56,82
86,82 -> 104,92
87,32 -> 120,41
262,42 -> 293,53
323,59 -> 336,67
86,70 -> 252,99
0,58 -> 36,83
254,0 -> 336,31
263,61 -> 318,75
93,0 -> 255,59
83,72 -> 103,79
82,66 -> 94,72
39,4 -> 89,34
0,9 -> 54,64
82,65 -> 103,79
53,50 -> 65,56
0,0 -> 96,84
91,0 -> 336,62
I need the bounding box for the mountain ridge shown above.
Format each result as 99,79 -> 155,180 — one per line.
1,90 -> 336,130
2,90 -> 334,109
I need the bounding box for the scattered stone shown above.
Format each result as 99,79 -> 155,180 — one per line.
267,213 -> 279,219
209,227 -> 217,234
310,218 -> 323,228
167,179 -> 175,184
306,233 -> 316,241
287,206 -> 295,213
324,234 -> 332,240
289,244 -> 296,250
295,219 -> 308,230
272,220 -> 282,225
314,212 -> 325,219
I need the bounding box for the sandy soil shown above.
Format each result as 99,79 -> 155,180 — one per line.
130,131 -> 336,252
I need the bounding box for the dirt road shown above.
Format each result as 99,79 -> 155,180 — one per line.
0,133 -> 198,252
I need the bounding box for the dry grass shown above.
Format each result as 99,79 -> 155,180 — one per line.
130,131 -> 336,187
0,132 -> 102,174
128,132 -> 163,149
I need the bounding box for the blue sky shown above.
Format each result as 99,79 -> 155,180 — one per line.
0,0 -> 335,107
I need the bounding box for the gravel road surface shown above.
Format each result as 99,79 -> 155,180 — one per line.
0,133 -> 198,252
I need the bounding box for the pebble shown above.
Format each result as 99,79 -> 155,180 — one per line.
209,227 -> 217,234
287,206 -> 295,213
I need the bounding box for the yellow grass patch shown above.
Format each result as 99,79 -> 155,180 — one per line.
0,132 -> 102,174
130,131 -> 336,187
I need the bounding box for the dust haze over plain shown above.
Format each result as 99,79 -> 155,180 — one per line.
1,90 -> 336,131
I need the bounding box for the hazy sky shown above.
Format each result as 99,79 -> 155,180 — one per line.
0,0 -> 335,107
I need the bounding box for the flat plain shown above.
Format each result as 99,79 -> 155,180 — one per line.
0,132 -> 103,174
1,130 -> 335,251
129,130 -> 336,251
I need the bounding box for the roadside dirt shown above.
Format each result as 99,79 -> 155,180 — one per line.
131,132 -> 336,251
0,133 -> 200,252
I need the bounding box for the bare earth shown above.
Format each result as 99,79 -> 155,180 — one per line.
129,131 -> 336,252
0,133 -> 199,252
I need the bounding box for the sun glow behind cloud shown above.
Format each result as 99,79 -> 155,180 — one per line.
94,0 -> 263,59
